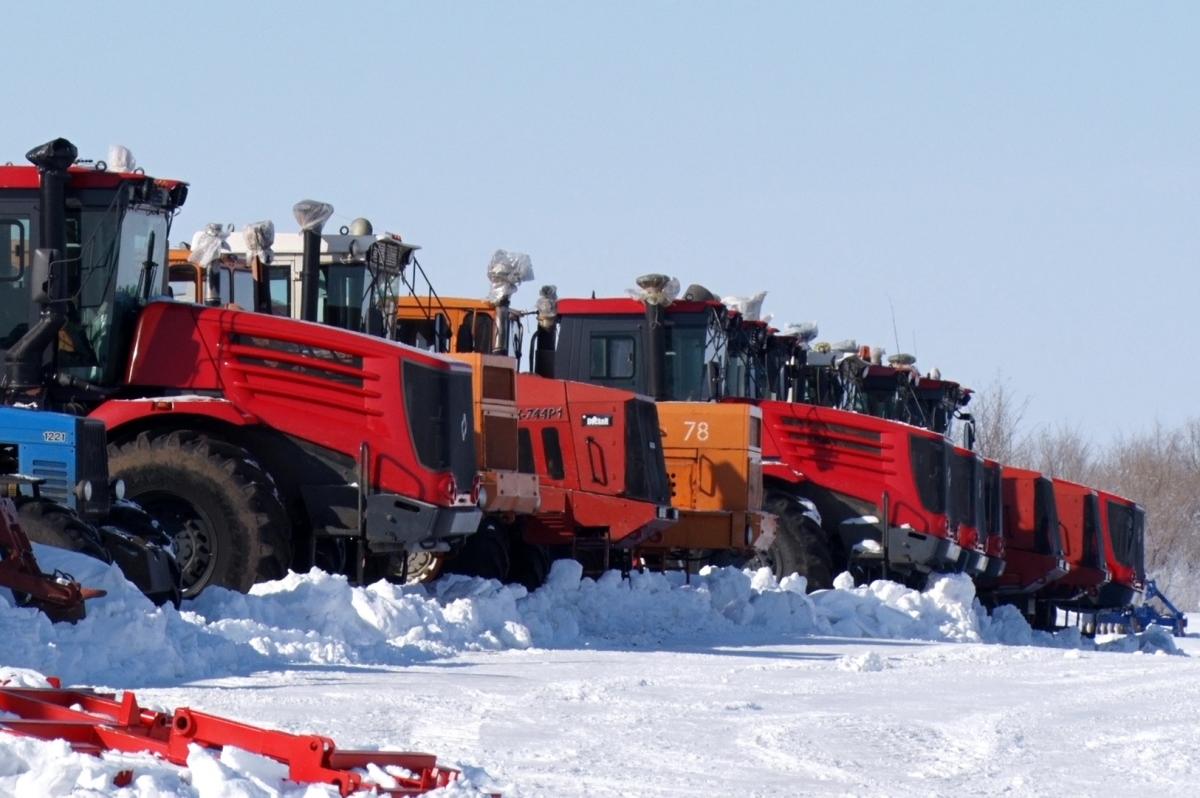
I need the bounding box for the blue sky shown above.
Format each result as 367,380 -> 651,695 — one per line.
4,2 -> 1196,441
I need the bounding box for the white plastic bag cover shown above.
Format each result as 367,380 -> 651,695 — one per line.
244,220 -> 275,265
107,145 -> 136,173
486,249 -> 535,305
722,292 -> 767,322
292,200 -> 334,233
830,338 -> 858,354
780,321 -> 819,343
628,273 -> 680,306
188,223 -> 231,267
536,285 -> 558,325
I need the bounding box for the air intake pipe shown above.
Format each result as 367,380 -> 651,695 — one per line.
3,138 -> 77,391
531,285 -> 558,377
293,200 -> 333,323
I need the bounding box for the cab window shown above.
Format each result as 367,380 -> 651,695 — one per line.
590,334 -> 636,380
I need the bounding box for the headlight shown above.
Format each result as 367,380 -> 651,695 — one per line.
112,479 -> 126,501
75,480 -> 94,502
476,486 -> 489,508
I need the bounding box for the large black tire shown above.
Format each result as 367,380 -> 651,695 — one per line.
442,519 -> 511,582
108,430 -> 291,598
16,498 -> 112,564
753,491 -> 835,590
508,534 -> 552,591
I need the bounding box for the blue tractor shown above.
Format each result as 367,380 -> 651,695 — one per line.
0,406 -> 179,606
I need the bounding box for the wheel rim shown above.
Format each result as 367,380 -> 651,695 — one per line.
403,551 -> 444,584
139,492 -> 217,598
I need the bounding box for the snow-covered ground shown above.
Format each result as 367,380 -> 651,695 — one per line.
1,548 -> 1194,797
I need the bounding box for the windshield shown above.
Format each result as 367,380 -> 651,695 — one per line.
724,324 -> 767,399
664,311 -> 725,401
320,263 -> 367,331
60,207 -> 169,386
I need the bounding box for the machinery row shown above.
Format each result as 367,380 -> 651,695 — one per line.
0,137 -> 1184,793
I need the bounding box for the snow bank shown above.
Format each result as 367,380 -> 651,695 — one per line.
0,547 -> 1180,689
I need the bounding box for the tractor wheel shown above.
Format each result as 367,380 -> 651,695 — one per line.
16,498 -> 112,564
508,535 -> 552,591
108,430 -> 291,598
749,491 -> 835,590
1030,601 -> 1058,631
442,519 -> 511,582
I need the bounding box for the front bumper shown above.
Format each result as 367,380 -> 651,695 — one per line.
956,548 -> 991,577
365,494 -> 482,552
97,527 -> 181,606
840,521 -> 961,574
643,508 -> 773,552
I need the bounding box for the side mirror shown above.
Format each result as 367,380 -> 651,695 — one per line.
30,249 -> 55,305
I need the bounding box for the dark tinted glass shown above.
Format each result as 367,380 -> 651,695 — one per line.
541,427 -> 565,480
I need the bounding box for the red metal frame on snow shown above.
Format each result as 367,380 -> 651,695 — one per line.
0,682 -> 467,796
0,498 -> 104,622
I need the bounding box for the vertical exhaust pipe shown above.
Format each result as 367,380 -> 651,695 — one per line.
3,138 -> 78,390
634,274 -> 677,401
293,200 -> 333,323
643,302 -> 666,400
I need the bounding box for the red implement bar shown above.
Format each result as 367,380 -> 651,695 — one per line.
0,683 -> 469,796
0,497 -> 105,622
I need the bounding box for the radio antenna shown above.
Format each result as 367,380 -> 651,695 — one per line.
887,294 -> 901,354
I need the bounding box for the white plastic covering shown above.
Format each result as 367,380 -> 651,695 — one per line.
188,223 -> 231,268
722,292 -> 767,322
869,346 -> 885,366
292,200 -> 334,233
486,249 -> 535,306
830,339 -> 858,354
780,321 -> 819,343
536,285 -> 558,325
888,353 -> 917,367
243,220 -> 275,265
628,273 -> 680,306
107,145 -> 136,173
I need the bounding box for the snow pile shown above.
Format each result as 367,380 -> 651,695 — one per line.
0,547 -> 1180,689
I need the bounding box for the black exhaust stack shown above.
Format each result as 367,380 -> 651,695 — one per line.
3,138 -> 77,390
635,274 -> 675,401
293,200 -> 333,323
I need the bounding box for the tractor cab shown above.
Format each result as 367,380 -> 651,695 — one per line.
540,276 -> 775,574
0,138 -> 187,396
169,237 -> 257,309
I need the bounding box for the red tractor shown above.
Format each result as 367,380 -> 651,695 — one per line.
206,223 -> 680,586
531,280 -> 958,588
755,325 -> 999,579
0,138 -> 482,596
